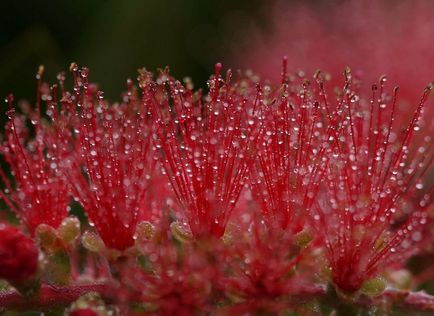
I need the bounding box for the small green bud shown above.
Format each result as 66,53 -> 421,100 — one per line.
35,224 -> 59,250
361,277 -> 386,297
105,248 -> 122,262
44,251 -> 71,285
69,292 -> 109,315
58,216 -> 81,244
170,222 -> 193,243
294,229 -> 314,248
134,221 -> 155,243
82,231 -> 105,252
221,230 -> 232,245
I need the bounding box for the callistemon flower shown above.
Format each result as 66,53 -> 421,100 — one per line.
0,92 -> 69,235
0,222 -> 39,284
220,215 -> 314,314
151,64 -> 258,238
63,65 -> 157,251
119,221 -> 218,315
312,71 -> 433,295
250,60 -> 329,230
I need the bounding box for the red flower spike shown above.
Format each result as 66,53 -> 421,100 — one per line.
119,220 -> 219,315
0,89 -> 69,235
313,73 -> 433,294
63,66 -> 157,251
0,222 -> 39,284
221,215 -> 313,312
151,64 -> 259,238
250,62 -> 330,231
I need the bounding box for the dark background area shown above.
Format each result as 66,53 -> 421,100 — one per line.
0,0 -> 267,105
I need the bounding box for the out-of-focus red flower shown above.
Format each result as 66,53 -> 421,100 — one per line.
119,221 -> 219,315
220,215 -> 314,314
233,0 -> 434,103
0,222 -> 38,284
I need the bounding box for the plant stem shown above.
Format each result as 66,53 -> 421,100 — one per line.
0,283 -> 108,312
1,282 -> 434,313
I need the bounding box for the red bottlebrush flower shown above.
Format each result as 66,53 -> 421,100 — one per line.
62,65 -> 157,251
151,64 -> 258,238
312,71 -> 433,294
1,63 -> 433,314
0,92 -> 69,235
119,221 -> 218,315
0,222 -> 39,284
250,61 -> 328,230
220,215 -> 313,313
